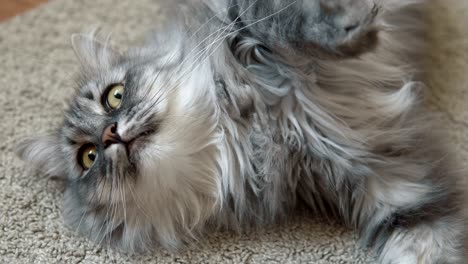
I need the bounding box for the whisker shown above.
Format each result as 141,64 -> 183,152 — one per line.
127,179 -> 152,221
88,174 -> 110,242
118,169 -> 128,248
140,21 -> 235,111
146,0 -> 298,114
141,0 -> 252,110
104,182 -> 117,248
96,164 -> 116,246
74,175 -> 105,236
138,2 -> 243,112
94,185 -> 111,246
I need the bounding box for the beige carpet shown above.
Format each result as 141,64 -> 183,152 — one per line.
0,0 -> 466,263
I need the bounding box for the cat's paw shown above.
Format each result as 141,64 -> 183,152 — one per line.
318,0 -> 380,57
378,220 -> 464,264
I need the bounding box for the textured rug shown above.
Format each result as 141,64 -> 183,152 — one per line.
0,0 -> 466,263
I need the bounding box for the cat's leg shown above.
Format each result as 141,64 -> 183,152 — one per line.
298,152 -> 465,263
355,171 -> 464,263
377,220 -> 463,264
226,0 -> 379,58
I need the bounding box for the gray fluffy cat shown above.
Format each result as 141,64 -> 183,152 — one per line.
18,0 -> 465,263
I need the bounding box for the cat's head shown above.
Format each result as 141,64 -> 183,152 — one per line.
17,32 -> 222,251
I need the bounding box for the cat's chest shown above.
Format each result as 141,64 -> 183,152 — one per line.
216,79 -> 308,174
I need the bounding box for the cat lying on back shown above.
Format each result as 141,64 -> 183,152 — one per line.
18,0 -> 465,263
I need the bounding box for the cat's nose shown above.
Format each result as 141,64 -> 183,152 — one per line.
102,123 -> 122,147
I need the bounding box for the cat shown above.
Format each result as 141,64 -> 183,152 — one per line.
17,0 -> 465,263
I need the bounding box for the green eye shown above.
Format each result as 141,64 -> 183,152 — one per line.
79,144 -> 97,170
106,84 -> 124,109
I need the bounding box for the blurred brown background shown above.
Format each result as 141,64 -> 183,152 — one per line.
0,0 -> 48,21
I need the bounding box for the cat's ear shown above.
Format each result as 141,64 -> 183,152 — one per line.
71,33 -> 121,70
17,135 -> 67,179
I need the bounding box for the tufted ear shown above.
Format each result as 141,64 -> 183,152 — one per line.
17,134 -> 67,179
71,33 -> 121,70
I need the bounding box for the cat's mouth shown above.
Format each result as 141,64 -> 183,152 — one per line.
125,129 -> 155,158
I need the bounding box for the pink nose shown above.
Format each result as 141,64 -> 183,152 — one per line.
102,123 -> 122,147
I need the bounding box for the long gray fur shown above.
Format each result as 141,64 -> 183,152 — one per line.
17,0 -> 465,263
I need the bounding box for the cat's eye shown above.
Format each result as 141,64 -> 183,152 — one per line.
106,84 -> 124,109
79,144 -> 97,170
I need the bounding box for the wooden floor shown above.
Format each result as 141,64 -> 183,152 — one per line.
0,0 -> 48,21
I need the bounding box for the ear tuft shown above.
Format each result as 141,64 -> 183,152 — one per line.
16,135 -> 67,179
71,31 -> 121,70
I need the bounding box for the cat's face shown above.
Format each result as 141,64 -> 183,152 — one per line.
18,33 -> 222,250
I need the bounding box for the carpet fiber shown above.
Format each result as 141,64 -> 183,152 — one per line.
0,0 -> 466,263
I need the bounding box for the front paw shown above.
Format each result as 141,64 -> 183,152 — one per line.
312,0 -> 380,57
